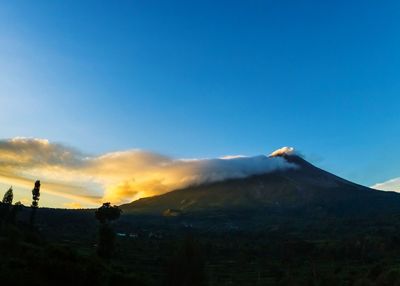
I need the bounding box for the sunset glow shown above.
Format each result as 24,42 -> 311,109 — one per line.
0,137 -> 297,208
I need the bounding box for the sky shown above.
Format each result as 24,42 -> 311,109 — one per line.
0,1 -> 400,207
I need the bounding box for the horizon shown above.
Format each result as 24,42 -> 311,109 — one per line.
0,137 -> 396,209
0,138 -> 300,208
1,1 -> 400,208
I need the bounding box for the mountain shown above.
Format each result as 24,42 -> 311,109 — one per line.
120,153 -> 400,217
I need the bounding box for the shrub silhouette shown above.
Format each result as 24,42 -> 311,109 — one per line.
30,180 -> 41,226
95,202 -> 122,259
95,202 -> 121,223
2,187 -> 13,205
0,187 -> 14,226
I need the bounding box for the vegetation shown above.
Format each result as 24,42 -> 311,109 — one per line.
0,187 -> 23,226
95,202 -> 122,259
0,189 -> 145,285
3,182 -> 400,285
30,180 -> 41,226
166,234 -> 206,286
2,186 -> 13,205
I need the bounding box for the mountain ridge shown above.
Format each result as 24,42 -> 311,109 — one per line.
120,154 -> 400,216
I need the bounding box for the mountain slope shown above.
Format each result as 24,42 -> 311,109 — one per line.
120,154 -> 400,216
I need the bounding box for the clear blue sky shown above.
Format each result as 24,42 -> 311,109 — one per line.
0,0 -> 399,187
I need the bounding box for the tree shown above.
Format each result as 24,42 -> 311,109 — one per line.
2,187 -> 13,205
95,202 -> 121,223
0,187 -> 14,225
30,180 -> 41,226
95,202 -> 122,259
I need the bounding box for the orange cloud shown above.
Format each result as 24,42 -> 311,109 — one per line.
0,138 -> 297,208
63,202 -> 83,209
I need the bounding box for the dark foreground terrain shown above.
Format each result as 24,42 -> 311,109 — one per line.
2,155 -> 400,285
2,206 -> 400,286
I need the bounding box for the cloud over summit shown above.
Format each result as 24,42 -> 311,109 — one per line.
0,138 -> 298,207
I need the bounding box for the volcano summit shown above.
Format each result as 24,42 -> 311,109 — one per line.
121,148 -> 400,217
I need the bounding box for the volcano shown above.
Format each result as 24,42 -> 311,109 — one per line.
120,151 -> 400,217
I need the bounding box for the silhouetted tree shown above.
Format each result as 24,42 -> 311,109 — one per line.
30,180 -> 41,226
0,187 -> 14,226
95,202 -> 121,223
95,202 -> 122,259
2,187 -> 13,205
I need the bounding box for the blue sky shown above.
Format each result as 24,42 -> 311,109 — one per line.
1,0 -> 400,189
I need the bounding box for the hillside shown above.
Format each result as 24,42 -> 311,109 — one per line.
121,154 -> 400,216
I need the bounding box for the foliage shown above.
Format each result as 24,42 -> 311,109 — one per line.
5,191 -> 400,284
95,203 -> 122,259
95,202 -> 122,224
2,187 -> 13,205
0,228 -> 147,286
0,187 -> 17,226
31,180 -> 41,209
30,180 -> 41,226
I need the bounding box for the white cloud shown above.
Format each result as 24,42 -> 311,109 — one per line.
371,178 -> 400,193
269,146 -> 295,157
0,138 -> 298,207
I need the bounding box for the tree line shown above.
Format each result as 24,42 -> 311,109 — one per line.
0,181 -> 122,259
0,181 -> 206,286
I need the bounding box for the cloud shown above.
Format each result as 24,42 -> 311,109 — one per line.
268,146 -> 295,157
371,178 -> 400,193
0,137 -> 85,168
63,202 -> 83,209
0,138 -> 298,207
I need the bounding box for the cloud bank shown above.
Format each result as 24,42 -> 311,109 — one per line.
371,178 -> 400,193
0,138 -> 298,207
